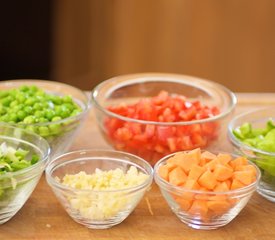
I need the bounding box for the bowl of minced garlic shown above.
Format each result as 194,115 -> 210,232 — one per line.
45,149 -> 153,229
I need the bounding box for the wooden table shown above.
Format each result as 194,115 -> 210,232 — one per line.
1,93 -> 275,240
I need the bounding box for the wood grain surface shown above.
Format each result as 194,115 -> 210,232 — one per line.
1,93 -> 275,240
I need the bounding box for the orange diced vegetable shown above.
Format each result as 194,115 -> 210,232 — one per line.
169,167 -> 187,186
216,153 -> 232,165
189,200 -> 208,217
174,196 -> 192,211
231,179 -> 246,190
213,164 -> 233,181
207,200 -> 231,214
157,148 -> 258,221
188,165 -> 205,181
198,169 -> 217,190
213,181 -> 230,192
158,165 -> 170,181
233,170 -> 255,185
229,156 -> 248,169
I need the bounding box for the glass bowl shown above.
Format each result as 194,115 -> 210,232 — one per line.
228,107 -> 275,202
0,124 -> 50,224
91,73 -> 237,165
154,150 -> 260,230
45,149 -> 153,229
0,80 -> 91,159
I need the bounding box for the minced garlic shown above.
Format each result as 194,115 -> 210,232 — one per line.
60,166 -> 149,220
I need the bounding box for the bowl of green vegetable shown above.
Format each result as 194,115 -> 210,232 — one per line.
228,107 -> 275,202
0,124 -> 50,224
0,80 -> 91,159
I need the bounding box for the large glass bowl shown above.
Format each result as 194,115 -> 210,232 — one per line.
0,80 -> 91,159
228,107 -> 275,202
45,149 -> 153,229
91,73 -> 237,165
0,124 -> 50,224
154,150 -> 260,230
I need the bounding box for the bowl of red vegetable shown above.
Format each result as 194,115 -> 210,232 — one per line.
0,80 -> 91,159
228,107 -> 275,202
91,73 -> 237,165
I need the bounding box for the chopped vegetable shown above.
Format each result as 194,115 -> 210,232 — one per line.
59,166 -> 149,220
0,142 -> 39,198
0,85 -> 82,137
232,119 -> 275,179
105,91 -> 220,165
158,148 -> 257,220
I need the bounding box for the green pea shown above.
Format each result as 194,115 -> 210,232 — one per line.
16,94 -> 26,103
38,126 -> 50,136
49,123 -> 61,134
19,85 -> 29,92
17,110 -> 27,121
63,95 -> 73,103
25,125 -> 37,133
45,109 -> 55,120
33,102 -> 43,110
9,113 -> 18,122
1,96 -> 13,106
71,109 -> 81,117
52,116 -> 62,122
38,117 -> 48,123
34,110 -> 44,118
23,115 -> 36,124
25,97 -> 36,106
0,91 -> 9,99
24,106 -> 33,114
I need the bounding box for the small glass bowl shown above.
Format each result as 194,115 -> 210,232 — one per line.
154,151 -> 260,230
0,79 -> 91,159
45,149 -> 153,229
228,107 -> 275,202
0,124 -> 50,224
91,73 -> 237,166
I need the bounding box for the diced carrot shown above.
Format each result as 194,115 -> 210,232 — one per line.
204,159 -> 218,171
167,148 -> 201,173
169,167 -> 187,186
158,148 -> 257,221
184,179 -> 200,190
231,179 -> 246,190
174,197 -> 192,211
207,200 -> 231,214
213,164 -> 234,181
188,165 -> 205,181
213,181 -> 230,192
208,194 -> 227,201
158,165 -> 170,181
188,200 -> 208,218
233,170 -> 255,185
216,153 -> 232,165
198,169 -> 217,190
235,164 -> 257,175
201,151 -> 217,161
224,179 -> 232,189
229,156 -> 248,169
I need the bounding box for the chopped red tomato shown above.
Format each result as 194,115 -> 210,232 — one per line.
104,91 -> 220,165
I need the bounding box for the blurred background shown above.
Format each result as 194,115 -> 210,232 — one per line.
1,0 -> 275,92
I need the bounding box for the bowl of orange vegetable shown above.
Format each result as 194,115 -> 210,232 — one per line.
91,73 -> 237,165
154,148 -> 260,230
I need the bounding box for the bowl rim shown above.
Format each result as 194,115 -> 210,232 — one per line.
0,79 -> 91,127
153,150 -> 261,195
0,124 -> 50,180
45,149 -> 154,193
228,106 -> 275,156
91,73 -> 237,126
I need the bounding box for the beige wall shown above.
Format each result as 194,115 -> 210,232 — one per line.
52,0 -> 275,92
